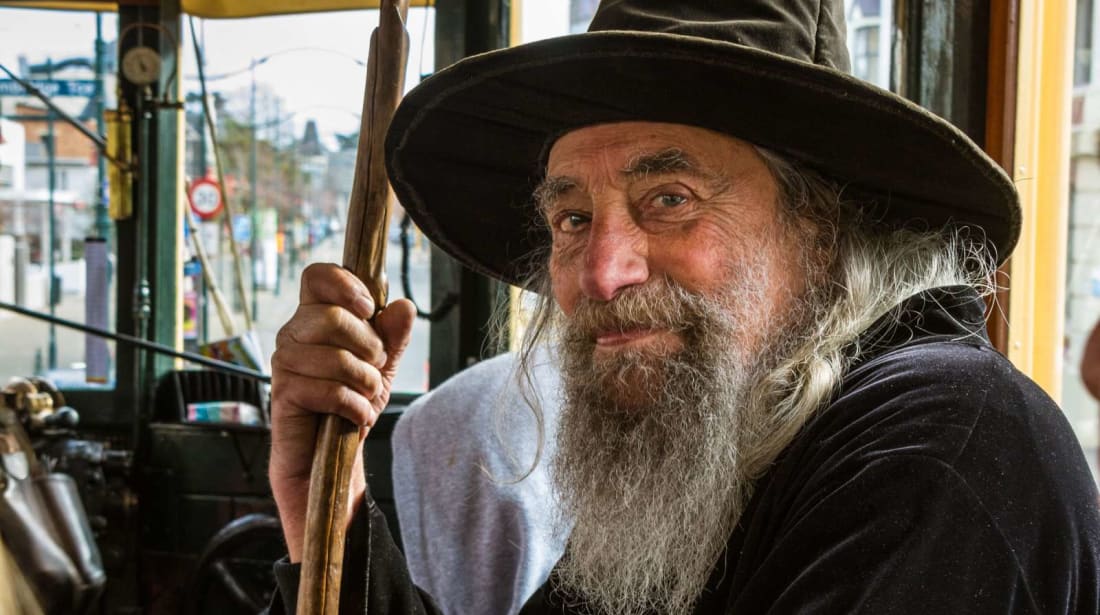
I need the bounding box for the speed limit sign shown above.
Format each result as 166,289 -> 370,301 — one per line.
188,178 -> 223,220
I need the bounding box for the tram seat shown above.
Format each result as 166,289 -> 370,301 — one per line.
145,369 -> 275,554
141,370 -> 276,610
153,369 -> 268,424
137,370 -> 405,611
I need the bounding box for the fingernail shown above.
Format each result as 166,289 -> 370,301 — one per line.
353,295 -> 374,319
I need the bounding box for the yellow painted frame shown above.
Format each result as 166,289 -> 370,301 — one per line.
1008,0 -> 1074,401
0,0 -> 432,18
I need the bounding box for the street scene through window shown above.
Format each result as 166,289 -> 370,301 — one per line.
0,7 -> 437,393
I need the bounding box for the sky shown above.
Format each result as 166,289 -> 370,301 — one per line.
0,6 -> 438,149
0,2 -> 589,149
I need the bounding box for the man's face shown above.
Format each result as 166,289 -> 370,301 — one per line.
542,121 -> 807,384
540,122 -> 820,614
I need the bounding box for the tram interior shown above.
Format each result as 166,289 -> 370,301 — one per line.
0,0 -> 1097,613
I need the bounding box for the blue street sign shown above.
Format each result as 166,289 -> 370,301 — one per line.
233,214 -> 252,244
0,79 -> 97,98
183,259 -> 203,277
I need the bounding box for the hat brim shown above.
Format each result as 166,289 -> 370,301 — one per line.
386,31 -> 1020,287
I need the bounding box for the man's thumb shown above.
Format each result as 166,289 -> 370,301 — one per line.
374,298 -> 416,378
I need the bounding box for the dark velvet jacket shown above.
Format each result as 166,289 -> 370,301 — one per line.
270,287 -> 1100,614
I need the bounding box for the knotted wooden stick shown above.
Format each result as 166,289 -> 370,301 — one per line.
297,2 -> 409,613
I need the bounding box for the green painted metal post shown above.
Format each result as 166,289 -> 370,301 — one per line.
151,0 -> 183,380
114,0 -> 184,424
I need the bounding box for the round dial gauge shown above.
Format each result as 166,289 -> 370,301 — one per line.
121,46 -> 162,86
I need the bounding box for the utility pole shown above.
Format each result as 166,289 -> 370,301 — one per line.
273,98 -> 281,297
12,187 -> 27,307
88,13 -> 112,384
249,59 -> 259,322
42,59 -> 58,370
93,13 -> 109,241
197,98 -> 208,177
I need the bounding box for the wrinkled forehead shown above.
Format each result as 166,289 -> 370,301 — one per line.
546,121 -> 758,168
543,121 -> 770,190
538,122 -> 776,213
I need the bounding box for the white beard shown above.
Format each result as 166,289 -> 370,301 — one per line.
550,265 -> 810,615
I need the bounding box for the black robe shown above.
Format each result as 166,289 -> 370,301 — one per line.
270,287 -> 1100,614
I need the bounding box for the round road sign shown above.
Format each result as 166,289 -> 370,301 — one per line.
188,178 -> 223,220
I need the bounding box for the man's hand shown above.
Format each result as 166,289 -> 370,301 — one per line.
269,263 -> 416,562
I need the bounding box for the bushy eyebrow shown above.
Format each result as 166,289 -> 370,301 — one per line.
534,147 -> 730,215
533,175 -> 577,217
622,148 -> 696,177
623,148 -> 730,191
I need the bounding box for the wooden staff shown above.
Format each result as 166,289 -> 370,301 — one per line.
297,2 -> 410,613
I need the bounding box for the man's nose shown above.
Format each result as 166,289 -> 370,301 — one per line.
580,214 -> 649,301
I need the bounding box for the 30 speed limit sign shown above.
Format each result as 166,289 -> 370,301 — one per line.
188,178 -> 223,220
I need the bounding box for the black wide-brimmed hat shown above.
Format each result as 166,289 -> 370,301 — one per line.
385,0 -> 1021,287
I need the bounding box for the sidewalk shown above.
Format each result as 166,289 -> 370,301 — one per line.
0,287 -> 95,381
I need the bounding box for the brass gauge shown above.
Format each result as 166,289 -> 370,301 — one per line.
121,46 -> 162,86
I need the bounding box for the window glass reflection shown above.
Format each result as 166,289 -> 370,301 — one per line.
1068,0 -> 1100,481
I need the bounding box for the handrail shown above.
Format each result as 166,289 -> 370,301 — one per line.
0,300 -> 271,383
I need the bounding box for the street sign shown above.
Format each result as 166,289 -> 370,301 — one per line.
188,178 -> 223,220
233,214 -> 252,243
183,258 -> 203,277
0,79 -> 98,98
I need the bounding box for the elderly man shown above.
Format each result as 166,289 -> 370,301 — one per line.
267,1 -> 1100,613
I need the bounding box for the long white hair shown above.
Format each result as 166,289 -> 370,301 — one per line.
510,146 -> 998,482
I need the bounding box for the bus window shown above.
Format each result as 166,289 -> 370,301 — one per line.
847,0 -> 891,89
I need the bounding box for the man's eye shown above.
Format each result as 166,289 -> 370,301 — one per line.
556,213 -> 589,232
656,194 -> 688,208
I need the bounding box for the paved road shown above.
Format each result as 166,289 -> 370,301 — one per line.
0,283 -> 92,381
239,236 -> 432,394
